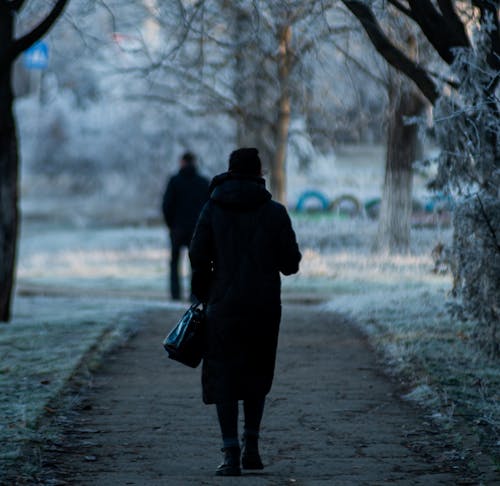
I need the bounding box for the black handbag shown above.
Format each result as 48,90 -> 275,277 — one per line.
163,301 -> 205,368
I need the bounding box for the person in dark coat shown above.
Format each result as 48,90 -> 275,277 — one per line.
189,148 -> 301,476
162,152 -> 209,300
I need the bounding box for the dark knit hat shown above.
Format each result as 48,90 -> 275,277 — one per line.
181,152 -> 196,165
228,148 -> 262,175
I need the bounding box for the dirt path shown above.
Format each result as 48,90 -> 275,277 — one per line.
25,304 -> 473,485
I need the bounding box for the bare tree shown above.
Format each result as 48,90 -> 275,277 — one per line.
0,0 -> 69,322
227,4 -> 298,203
342,0 -> 500,354
225,1 -> 356,203
121,0 -> 345,204
332,10 -> 428,254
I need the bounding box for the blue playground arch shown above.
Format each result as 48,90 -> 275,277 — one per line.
295,190 -> 330,212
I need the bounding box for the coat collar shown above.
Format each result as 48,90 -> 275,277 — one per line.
210,172 -> 271,210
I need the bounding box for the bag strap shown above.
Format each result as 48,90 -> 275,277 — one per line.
190,300 -> 204,311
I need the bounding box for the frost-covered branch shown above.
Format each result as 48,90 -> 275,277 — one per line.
341,0 -> 500,354
332,39 -> 388,86
475,194 -> 500,253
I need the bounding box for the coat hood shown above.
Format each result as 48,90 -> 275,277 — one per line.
210,172 -> 271,210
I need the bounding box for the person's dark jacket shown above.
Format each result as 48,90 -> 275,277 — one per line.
162,165 -> 209,234
189,172 -> 301,404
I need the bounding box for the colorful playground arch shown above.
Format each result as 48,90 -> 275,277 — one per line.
295,190 -> 330,212
295,190 -> 363,217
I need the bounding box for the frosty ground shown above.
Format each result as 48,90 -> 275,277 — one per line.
1,214 -> 499,482
8,304 -> 492,485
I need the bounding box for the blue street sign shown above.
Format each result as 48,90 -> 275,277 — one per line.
24,41 -> 49,70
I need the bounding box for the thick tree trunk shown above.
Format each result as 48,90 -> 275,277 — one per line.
0,65 -> 19,322
374,79 -> 423,254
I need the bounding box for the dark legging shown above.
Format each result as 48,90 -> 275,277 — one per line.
216,398 -> 265,448
169,228 -> 193,300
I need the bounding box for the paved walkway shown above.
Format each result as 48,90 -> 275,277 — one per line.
27,304 -> 471,485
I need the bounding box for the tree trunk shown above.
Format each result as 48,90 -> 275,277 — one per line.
0,0 -> 68,322
271,24 -> 292,205
0,109 -> 19,323
374,77 -> 423,254
0,36 -> 19,322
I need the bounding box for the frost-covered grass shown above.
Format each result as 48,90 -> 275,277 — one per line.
0,296 -> 144,472
326,279 -> 499,449
18,222 -> 170,294
0,294 -> 186,476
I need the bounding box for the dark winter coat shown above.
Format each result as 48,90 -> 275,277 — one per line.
189,172 -> 301,404
162,165 -> 209,235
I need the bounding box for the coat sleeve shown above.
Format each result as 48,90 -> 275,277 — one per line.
277,208 -> 301,276
189,203 -> 213,303
161,177 -> 175,228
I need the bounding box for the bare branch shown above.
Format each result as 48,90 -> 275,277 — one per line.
472,0 -> 500,73
407,0 -> 470,64
342,1 -> 439,103
476,193 -> 500,253
435,1 -> 470,54
11,0 -> 69,60
436,0 -> 461,20
292,24 -> 353,70
387,0 -> 415,20
332,40 -> 389,87
96,0 -> 117,34
425,68 -> 460,90
6,0 -> 26,10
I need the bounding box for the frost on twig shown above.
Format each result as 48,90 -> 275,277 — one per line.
429,21 -> 500,356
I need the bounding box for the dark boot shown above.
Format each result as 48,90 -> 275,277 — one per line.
215,446 -> 241,476
241,435 -> 264,470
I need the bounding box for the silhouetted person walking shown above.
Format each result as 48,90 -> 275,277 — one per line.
162,152 -> 209,300
189,148 -> 301,476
